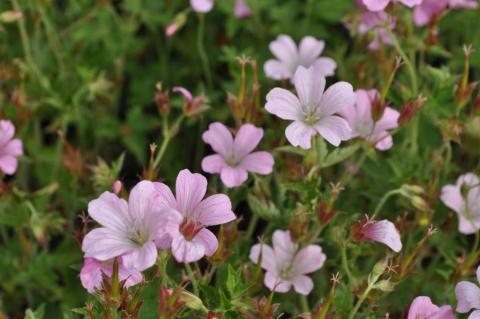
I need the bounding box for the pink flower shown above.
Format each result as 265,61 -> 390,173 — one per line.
339,89 -> 399,150
264,35 -> 336,81
448,0 -> 478,9
154,169 -> 236,263
413,0 -> 477,26
249,230 -> 326,295
356,11 -> 395,50
455,266 -> 480,317
407,296 -> 456,319
80,257 -> 143,293
362,0 -> 423,11
352,219 -> 402,252
190,0 -> 214,13
234,0 -> 252,18
201,123 -> 274,188
265,66 -> 354,149
0,120 -> 23,175
82,181 -> 175,271
441,173 -> 480,234
165,22 -> 180,37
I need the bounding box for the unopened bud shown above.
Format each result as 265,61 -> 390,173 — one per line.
411,195 -> 430,212
398,95 -> 427,126
179,290 -> 206,311
371,93 -> 386,122
165,12 -> 186,37
368,257 -> 388,285
154,82 -> 169,115
113,180 -> 122,194
473,93 -> 480,115
455,81 -> 478,109
374,279 -> 394,292
0,11 -> 23,23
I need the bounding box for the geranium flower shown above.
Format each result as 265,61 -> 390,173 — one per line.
413,0 -> 478,26
154,169 -> 236,263
362,0 -> 423,12
339,89 -> 399,150
264,35 -> 336,81
249,230 -> 326,295
80,257 -> 143,293
0,120 -> 23,175
82,181 -> 175,271
265,65 -> 354,149
441,173 -> 480,234
455,266 -> 480,318
407,296 -> 456,319
356,11 -> 395,50
352,218 -> 403,252
190,0 -> 252,17
201,122 -> 274,188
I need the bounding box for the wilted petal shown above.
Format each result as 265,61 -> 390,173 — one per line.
233,124 -> 263,159
249,243 -> 277,271
265,87 -> 302,121
362,220 -> 402,252
293,245 -> 326,275
220,166 -> 248,188
88,191 -> 130,233
202,122 -> 234,157
240,151 -> 274,175
294,66 -> 326,107
194,194 -> 235,226
314,115 -> 352,147
175,169 -> 207,215
455,281 -> 480,313
82,228 -> 134,261
172,86 -> 193,101
285,121 -> 317,149
292,275 -> 314,295
202,154 -> 228,174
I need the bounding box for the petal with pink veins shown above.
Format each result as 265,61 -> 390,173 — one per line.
175,169 -> 208,215
240,151 -> 274,175
455,281 -> 480,313
88,191 -> 130,233
285,121 -> 317,149
194,194 -> 235,226
192,228 -> 218,256
233,124 -> 264,159
202,122 -> 234,158
82,228 -> 134,261
220,166 -> 248,188
249,243 -> 277,271
293,245 -> 326,275
293,66 -> 326,107
265,88 -> 302,121
202,154 -> 228,174
122,241 -> 158,271
292,275 -> 314,295
314,115 -> 352,147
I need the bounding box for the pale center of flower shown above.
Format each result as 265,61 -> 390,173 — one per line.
225,154 -> 241,167
180,219 -> 202,241
278,263 -> 295,280
129,225 -> 150,246
355,119 -> 375,136
301,104 -> 321,126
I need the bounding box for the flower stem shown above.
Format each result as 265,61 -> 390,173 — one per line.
185,263 -> 199,295
347,281 -> 374,319
197,14 -> 212,87
341,242 -> 354,287
372,189 -> 402,220
300,295 -> 309,314
246,214 -> 259,239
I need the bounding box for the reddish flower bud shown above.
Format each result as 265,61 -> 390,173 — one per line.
371,92 -> 386,122
154,82 -> 170,115
398,95 -> 427,126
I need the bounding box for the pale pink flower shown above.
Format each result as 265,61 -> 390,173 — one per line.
407,296 -> 456,319
441,173 -> 480,234
234,0 -> 252,18
0,120 -> 23,175
82,181 -> 175,271
264,35 -> 336,81
80,257 -> 143,293
190,0 -> 214,13
362,0 -> 423,11
413,0 -> 477,26
201,123 -> 274,188
265,66 -> 354,149
356,11 -> 395,50
455,266 -> 480,318
154,169 -> 236,263
339,89 -> 399,150
352,219 -> 402,252
249,230 -> 326,295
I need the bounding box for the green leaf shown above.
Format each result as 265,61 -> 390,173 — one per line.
247,194 -> 280,220
24,304 -> 45,319
320,144 -> 359,168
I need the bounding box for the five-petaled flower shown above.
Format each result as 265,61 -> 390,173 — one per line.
406,296 -> 456,319
455,266 -> 480,318
201,122 -> 274,188
0,120 -> 23,175
154,169 -> 236,263
339,89 -> 399,150
265,66 -> 355,149
264,35 -> 336,81
441,173 -> 480,234
249,230 -> 326,295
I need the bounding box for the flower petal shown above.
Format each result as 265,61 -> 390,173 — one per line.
314,115 -> 352,147
82,228 -> 134,260
122,241 -> 158,271
292,275 -> 314,295
269,35 -> 298,65
293,245 -> 326,275
2,139 -> 23,156
202,154 -> 228,174
192,228 -> 218,256
190,0 -> 214,12
264,271 -> 292,293
441,184 -> 463,213
312,57 -> 337,77
264,59 -> 292,80
240,151 -> 274,175
202,122 -> 234,158
272,230 -> 295,265
220,166 -> 248,188
407,296 -> 439,319
265,87 -> 302,120
0,155 -> 18,175
194,194 -> 235,226
234,0 -> 252,18
373,133 -> 393,151
0,120 -> 15,147
175,169 -> 207,215
298,36 -> 325,66
293,66 -> 326,107
455,281 -> 480,313
362,0 -> 390,11
88,191 -> 130,232
318,81 -> 356,117
233,124 -> 263,159
362,220 -> 402,252
152,182 -> 178,210
80,258 -> 103,293
374,107 -> 399,132
249,243 -> 277,271
171,235 -> 206,263
129,180 -> 161,220
469,310 -> 480,319
285,121 -> 317,149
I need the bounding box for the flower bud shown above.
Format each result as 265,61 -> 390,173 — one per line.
371,93 -> 386,122
398,95 -> 427,126
154,82 -> 169,115
165,12 -> 187,37
374,279 -> 395,292
178,290 -> 206,311
0,10 -> 23,23
113,180 -> 122,194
